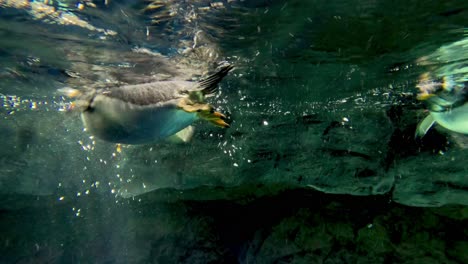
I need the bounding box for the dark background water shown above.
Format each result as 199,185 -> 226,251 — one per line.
0,0 -> 467,263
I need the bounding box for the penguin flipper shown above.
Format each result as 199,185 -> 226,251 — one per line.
415,114 -> 436,139
167,126 -> 195,143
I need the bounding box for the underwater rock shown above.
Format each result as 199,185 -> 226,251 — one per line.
447,241 -> 468,264
430,206 -> 468,220
1,188 -> 466,263
356,223 -> 393,254
245,209 -> 333,263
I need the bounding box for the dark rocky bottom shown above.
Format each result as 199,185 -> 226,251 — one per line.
0,186 -> 467,263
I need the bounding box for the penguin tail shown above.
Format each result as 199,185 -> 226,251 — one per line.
198,63 -> 234,95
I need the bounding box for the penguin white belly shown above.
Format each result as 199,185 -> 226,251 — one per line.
431,103 -> 468,134
81,95 -> 198,144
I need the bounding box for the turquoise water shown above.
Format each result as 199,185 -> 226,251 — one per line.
0,0 -> 467,263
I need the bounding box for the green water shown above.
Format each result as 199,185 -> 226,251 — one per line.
0,0 -> 467,263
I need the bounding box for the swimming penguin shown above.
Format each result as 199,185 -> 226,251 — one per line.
61,64 -> 233,144
415,73 -> 467,138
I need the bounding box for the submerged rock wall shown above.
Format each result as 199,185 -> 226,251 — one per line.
0,189 -> 466,263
